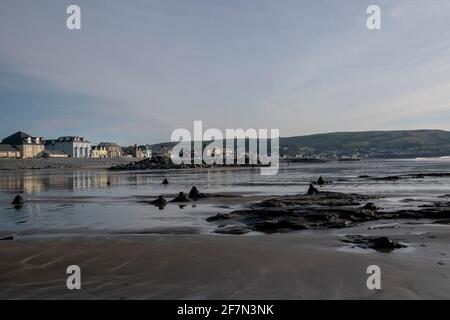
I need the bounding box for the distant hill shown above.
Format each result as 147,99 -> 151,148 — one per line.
149,130 -> 450,159
280,130 -> 450,158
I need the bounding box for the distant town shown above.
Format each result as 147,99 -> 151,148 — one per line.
0,131 -> 169,160
2,129 -> 450,161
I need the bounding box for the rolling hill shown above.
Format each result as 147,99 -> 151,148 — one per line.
279,130 -> 450,158
149,130 -> 450,159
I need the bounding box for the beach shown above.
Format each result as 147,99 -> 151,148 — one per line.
1,159 -> 450,299
1,224 -> 449,299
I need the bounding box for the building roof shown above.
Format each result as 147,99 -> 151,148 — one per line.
1,131 -> 42,145
44,140 -> 54,146
46,136 -> 91,144
98,142 -> 120,148
0,144 -> 20,152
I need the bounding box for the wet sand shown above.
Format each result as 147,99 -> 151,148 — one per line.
0,158 -> 138,170
2,160 -> 450,299
1,223 -> 449,300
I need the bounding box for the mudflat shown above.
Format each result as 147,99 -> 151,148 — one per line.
0,158 -> 137,170
1,225 -> 449,300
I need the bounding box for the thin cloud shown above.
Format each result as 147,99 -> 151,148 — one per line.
1,0 -> 450,143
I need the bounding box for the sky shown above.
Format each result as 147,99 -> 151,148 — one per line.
1,0 -> 450,145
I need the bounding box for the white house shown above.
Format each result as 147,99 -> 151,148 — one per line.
45,136 -> 91,158
142,145 -> 153,158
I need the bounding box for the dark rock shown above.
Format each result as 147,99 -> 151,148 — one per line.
317,176 -> 325,186
171,192 -> 190,202
162,178 -> 169,185
205,188 -> 450,234
362,202 -> 377,211
207,213 -> 236,222
189,186 -> 207,200
307,184 -> 319,195
207,191 -> 381,233
371,237 -> 405,251
0,236 -> 14,241
259,191 -> 368,208
214,225 -> 252,235
373,176 -> 401,181
342,235 -> 407,252
109,155 -> 268,170
433,219 -> 450,225
400,198 -> 420,203
412,172 -> 450,178
151,195 -> 167,209
253,218 -> 308,233
11,195 -> 24,205
418,201 -> 450,208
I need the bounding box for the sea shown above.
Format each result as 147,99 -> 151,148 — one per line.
1,158 -> 450,236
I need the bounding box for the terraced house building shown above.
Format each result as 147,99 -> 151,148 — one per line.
98,142 -> 122,158
0,144 -> 22,158
1,131 -> 44,158
90,145 -> 108,158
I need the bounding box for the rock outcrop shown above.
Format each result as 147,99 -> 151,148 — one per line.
11,195 -> 24,209
171,192 -> 190,202
342,235 -> 407,252
317,177 -> 325,186
206,187 -> 450,234
307,184 -> 319,195
189,186 -> 207,200
151,195 -> 167,208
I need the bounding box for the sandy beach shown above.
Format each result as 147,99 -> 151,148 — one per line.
2,159 -> 450,300
1,222 -> 449,300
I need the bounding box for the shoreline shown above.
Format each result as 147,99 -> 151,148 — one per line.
0,157 -> 396,171
0,158 -> 139,171
2,157 -> 450,172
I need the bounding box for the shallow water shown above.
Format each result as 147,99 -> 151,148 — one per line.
1,159 -> 450,236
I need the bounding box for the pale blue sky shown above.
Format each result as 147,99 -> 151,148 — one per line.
1,0 -> 450,145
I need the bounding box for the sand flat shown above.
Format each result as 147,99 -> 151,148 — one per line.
1,228 -> 449,300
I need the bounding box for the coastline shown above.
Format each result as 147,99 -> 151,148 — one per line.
3,156 -> 449,171
0,158 -> 139,170
0,157 -> 379,171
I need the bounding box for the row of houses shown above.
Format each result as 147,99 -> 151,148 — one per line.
0,131 -> 155,159
0,132 -> 45,159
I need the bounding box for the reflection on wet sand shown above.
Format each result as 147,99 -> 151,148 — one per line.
0,171 -> 121,194
70,172 -> 121,191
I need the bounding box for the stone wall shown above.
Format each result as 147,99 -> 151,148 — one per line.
20,144 -> 44,158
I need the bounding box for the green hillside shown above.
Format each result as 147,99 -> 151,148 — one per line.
149,130 -> 450,158
280,130 -> 450,158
